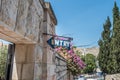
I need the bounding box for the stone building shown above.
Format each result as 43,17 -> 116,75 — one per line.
0,0 -> 72,80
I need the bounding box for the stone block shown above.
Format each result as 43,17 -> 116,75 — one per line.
25,2 -> 40,42
0,21 -> 35,44
33,0 -> 44,17
47,75 -> 56,80
35,45 -> 43,63
39,32 -> 44,44
26,44 -> 35,62
22,63 -> 34,80
47,64 -> 56,76
41,63 -> 47,79
34,63 -> 42,80
0,0 -> 1,10
59,60 -> 66,66
14,44 -> 27,63
0,0 -> 1,20
15,0 -> 29,36
47,51 -> 53,64
0,32 -> 17,43
1,0 -> 19,30
12,63 -> 22,80
46,12 -> 51,26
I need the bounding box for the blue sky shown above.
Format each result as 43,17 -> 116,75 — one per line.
46,0 -> 120,47
1,0 -> 120,46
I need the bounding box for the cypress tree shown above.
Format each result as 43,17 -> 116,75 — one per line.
98,39 -> 104,71
113,2 -> 119,24
111,1 -> 120,73
98,17 -> 112,73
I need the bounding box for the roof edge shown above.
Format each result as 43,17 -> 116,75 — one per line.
45,2 -> 57,25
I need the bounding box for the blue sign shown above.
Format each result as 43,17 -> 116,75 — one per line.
47,36 -> 71,50
47,37 -> 54,48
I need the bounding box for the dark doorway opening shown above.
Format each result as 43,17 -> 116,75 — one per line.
0,39 -> 15,80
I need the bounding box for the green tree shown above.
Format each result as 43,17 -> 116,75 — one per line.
98,17 -> 117,74
0,45 -> 8,79
111,1 -> 120,73
83,54 -> 96,73
113,2 -> 119,24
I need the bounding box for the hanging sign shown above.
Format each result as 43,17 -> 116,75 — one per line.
47,36 -> 72,50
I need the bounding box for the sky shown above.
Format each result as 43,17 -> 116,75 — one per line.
1,0 -> 120,46
46,0 -> 120,47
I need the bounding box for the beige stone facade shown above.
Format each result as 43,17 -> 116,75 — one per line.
56,53 -> 68,80
0,0 -> 73,80
0,0 -> 56,80
105,73 -> 120,80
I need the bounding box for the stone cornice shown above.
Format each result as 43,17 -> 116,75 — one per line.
45,2 -> 57,25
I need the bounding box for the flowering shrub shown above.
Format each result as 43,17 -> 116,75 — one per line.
55,46 -> 86,76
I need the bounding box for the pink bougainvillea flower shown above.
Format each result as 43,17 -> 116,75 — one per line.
76,57 -> 80,61
54,45 -> 86,75
68,51 -> 74,57
73,59 -> 78,63
68,50 -> 73,54
55,48 -> 59,52
58,46 -> 62,50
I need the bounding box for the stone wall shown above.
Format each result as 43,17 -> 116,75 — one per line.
12,44 -> 35,80
0,0 -> 58,80
0,0 -> 73,80
105,73 -> 120,80
0,0 -> 44,44
55,53 -> 73,80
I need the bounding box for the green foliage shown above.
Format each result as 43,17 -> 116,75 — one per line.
113,1 -> 119,24
83,54 -> 96,73
98,2 -> 120,74
98,17 -> 117,74
0,45 -> 8,79
56,46 -> 85,76
111,1 -> 120,73
72,48 -> 96,74
67,49 -> 84,76
67,59 -> 81,76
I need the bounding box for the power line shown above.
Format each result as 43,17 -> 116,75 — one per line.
75,41 -> 98,47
